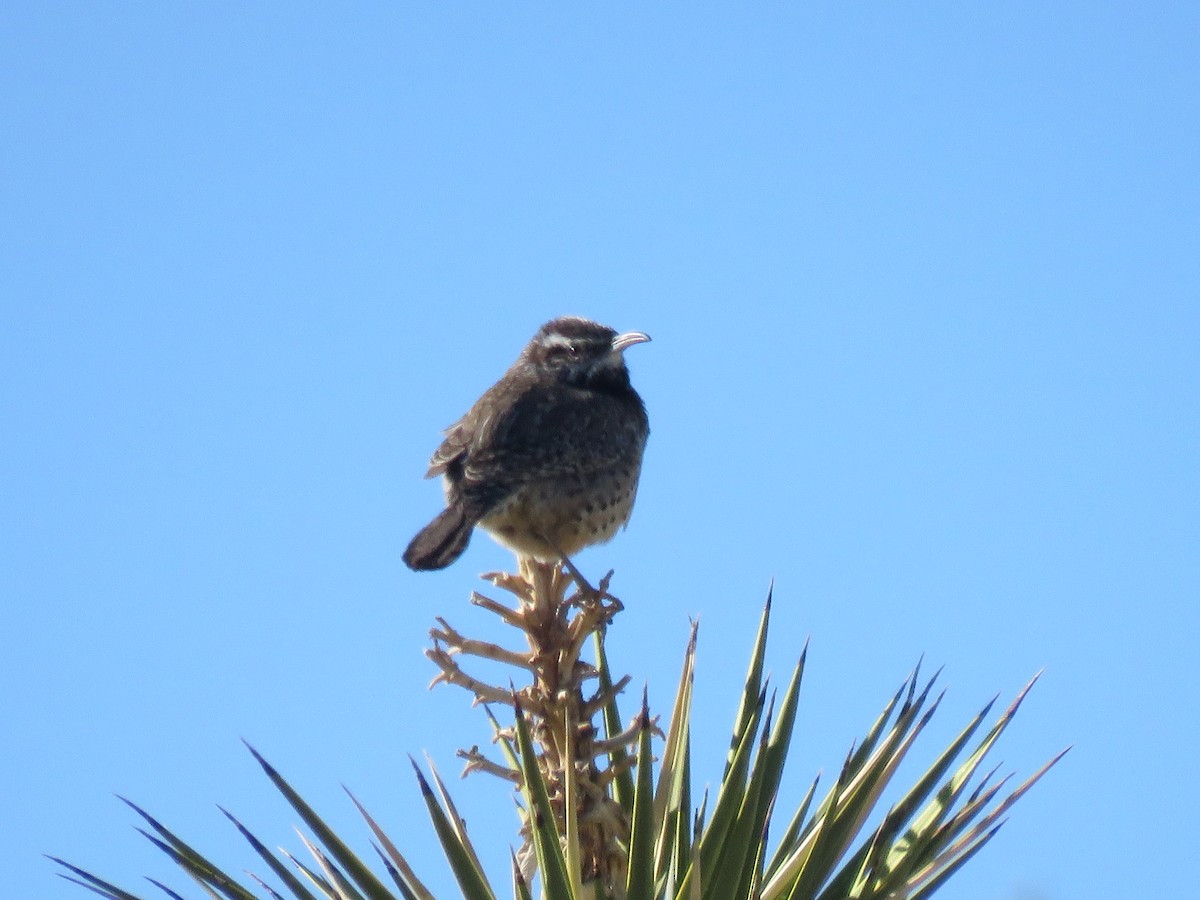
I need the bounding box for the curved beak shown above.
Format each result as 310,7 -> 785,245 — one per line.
611,331 -> 652,354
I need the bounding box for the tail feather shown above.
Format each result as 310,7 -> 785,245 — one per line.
403,504 -> 475,571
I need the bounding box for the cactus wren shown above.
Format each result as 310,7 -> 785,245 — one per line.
403,316 -> 651,571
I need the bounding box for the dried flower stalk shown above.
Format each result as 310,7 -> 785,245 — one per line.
425,557 -> 643,891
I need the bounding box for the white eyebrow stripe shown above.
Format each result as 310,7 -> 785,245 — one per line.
540,332 -> 581,351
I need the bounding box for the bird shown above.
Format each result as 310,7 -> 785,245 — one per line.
403,316 -> 651,571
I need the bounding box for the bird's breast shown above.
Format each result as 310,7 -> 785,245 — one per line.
478,459 -> 643,561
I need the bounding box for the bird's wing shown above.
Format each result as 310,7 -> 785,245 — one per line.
425,418 -> 471,478
423,373 -> 528,479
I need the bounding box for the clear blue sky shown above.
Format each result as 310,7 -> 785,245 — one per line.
3,5 -> 1196,899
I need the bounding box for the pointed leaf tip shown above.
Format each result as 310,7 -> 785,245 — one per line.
242,740 -> 281,780
409,756 -> 436,797
1012,669 -> 1044,706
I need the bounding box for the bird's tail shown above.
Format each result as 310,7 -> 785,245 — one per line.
403,504 -> 475,570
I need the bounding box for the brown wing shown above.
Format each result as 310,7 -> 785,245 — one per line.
425,418 -> 471,478
423,372 -> 528,479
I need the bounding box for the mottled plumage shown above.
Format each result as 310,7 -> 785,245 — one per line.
403,317 -> 650,571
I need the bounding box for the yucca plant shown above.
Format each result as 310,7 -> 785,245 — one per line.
53,559 -> 1065,899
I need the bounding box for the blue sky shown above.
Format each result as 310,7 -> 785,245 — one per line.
3,4 -> 1197,899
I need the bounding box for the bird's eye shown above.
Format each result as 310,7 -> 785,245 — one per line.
567,342 -> 580,355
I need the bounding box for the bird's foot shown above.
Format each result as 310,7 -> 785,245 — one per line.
558,556 -> 622,619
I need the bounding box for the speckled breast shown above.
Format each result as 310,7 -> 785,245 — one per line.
478,457 -> 644,561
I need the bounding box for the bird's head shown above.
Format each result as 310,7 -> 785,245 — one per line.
524,317 -> 651,388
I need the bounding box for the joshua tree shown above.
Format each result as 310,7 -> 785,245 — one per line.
52,552 -> 1065,900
